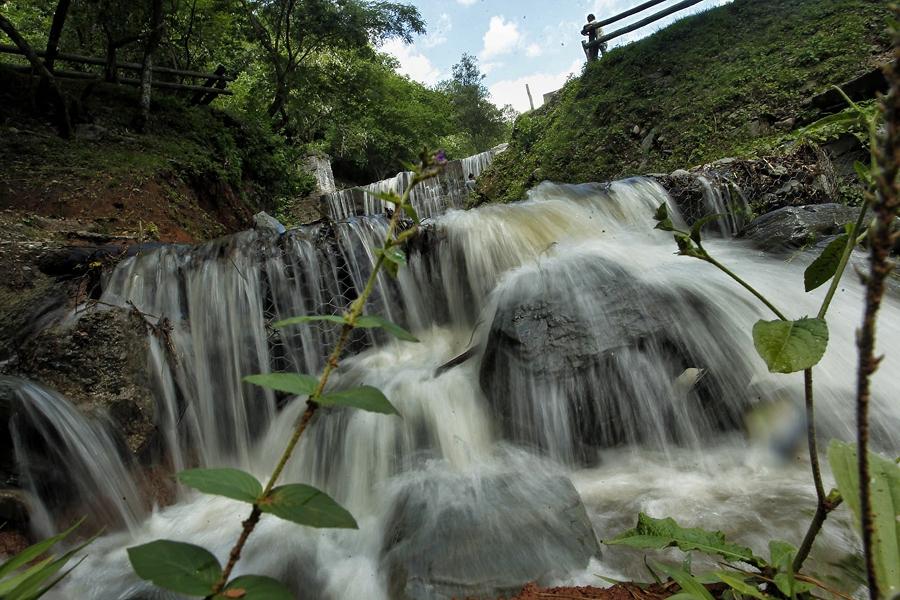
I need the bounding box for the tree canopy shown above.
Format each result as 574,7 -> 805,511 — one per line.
0,0 -> 514,181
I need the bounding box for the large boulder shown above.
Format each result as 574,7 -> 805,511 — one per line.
740,203 -> 860,253
479,256 -> 755,464
16,307 -> 157,458
382,469 -> 600,600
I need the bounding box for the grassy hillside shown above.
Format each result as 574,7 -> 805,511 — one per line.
475,0 -> 891,204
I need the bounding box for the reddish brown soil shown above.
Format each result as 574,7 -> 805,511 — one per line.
0,165 -> 245,244
505,582 -> 676,600
0,530 -> 30,558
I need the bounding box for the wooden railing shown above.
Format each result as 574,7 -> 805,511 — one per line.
582,0 -> 707,58
0,44 -> 233,103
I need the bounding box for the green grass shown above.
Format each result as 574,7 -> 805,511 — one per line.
476,0 -> 891,204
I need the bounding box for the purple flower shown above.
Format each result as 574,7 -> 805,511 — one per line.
433,150 -> 448,165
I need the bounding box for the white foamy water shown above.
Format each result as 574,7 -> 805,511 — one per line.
7,177 -> 895,599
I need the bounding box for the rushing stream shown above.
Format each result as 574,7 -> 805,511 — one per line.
4,164 -> 899,598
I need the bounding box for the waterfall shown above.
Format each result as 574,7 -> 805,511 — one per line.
324,145 -> 507,221
8,177 -> 898,598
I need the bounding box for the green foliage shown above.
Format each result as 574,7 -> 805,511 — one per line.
259,484 -> 358,529
273,313 -> 419,342
0,520 -> 91,600
243,373 -> 318,397
318,386 -> 400,415
177,468 -> 263,503
606,513 -> 762,567
649,560 -> 715,600
828,441 -> 900,597
768,541 -> 813,597
435,53 -> 512,157
127,541 -> 221,596
804,234 -> 851,292
751,318 -> 829,373
477,0 -> 890,204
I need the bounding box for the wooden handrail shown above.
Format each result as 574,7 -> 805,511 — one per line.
584,0 -> 707,49
7,65 -> 234,95
0,44 -> 234,81
582,0 -> 670,33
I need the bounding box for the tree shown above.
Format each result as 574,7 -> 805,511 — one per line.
238,0 -> 425,130
440,53 -> 508,155
0,10 -> 71,137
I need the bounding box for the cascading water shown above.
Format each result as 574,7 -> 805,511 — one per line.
325,145 -> 507,221
6,173 -> 898,599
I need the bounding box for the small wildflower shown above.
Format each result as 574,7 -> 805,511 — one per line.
433,149 -> 448,165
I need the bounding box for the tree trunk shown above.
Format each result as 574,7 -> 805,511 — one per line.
44,0 -> 72,72
267,72 -> 288,118
135,0 -> 165,132
104,39 -> 118,82
0,13 -> 72,138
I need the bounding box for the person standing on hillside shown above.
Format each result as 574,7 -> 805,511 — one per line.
581,14 -> 607,61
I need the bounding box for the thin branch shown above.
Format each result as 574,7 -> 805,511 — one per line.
855,14 -> 899,598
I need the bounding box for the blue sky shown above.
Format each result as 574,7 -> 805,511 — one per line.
380,0 -> 730,111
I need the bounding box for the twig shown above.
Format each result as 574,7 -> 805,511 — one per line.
855,13 -> 899,598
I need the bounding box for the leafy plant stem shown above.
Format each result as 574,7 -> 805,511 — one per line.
206,166 -> 428,597
855,23 -> 899,598
699,248 -> 788,320
794,201 -> 869,571
816,201 -> 870,320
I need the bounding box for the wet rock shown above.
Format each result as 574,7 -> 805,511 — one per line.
0,488 -> 30,527
775,117 -> 797,131
740,204 -> 860,253
382,470 -> 599,600
16,308 -> 157,457
252,211 -> 286,235
479,257 -> 754,464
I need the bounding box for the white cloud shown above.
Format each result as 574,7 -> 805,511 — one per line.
380,39 -> 442,86
481,61 -> 503,75
457,0 -> 477,5
525,43 -> 543,58
488,59 -> 583,112
480,15 -> 522,60
422,13 -> 452,48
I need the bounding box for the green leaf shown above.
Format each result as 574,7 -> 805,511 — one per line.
354,315 -> 419,342
828,441 -> 900,597
244,373 -> 318,397
655,218 -> 674,232
369,190 -> 402,206
0,519 -> 83,580
177,468 -> 262,503
0,520 -> 91,600
272,315 -> 347,329
259,484 -> 357,529
768,541 -> 799,597
127,540 -> 221,596
714,571 -> 769,599
402,203 -> 420,224
378,246 -> 407,266
318,386 -> 399,415
854,160 -> 873,186
649,560 -> 715,600
690,213 -> 726,244
605,513 -> 762,567
218,575 -> 294,599
751,318 -> 828,373
654,202 -> 669,222
804,234 -> 849,292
